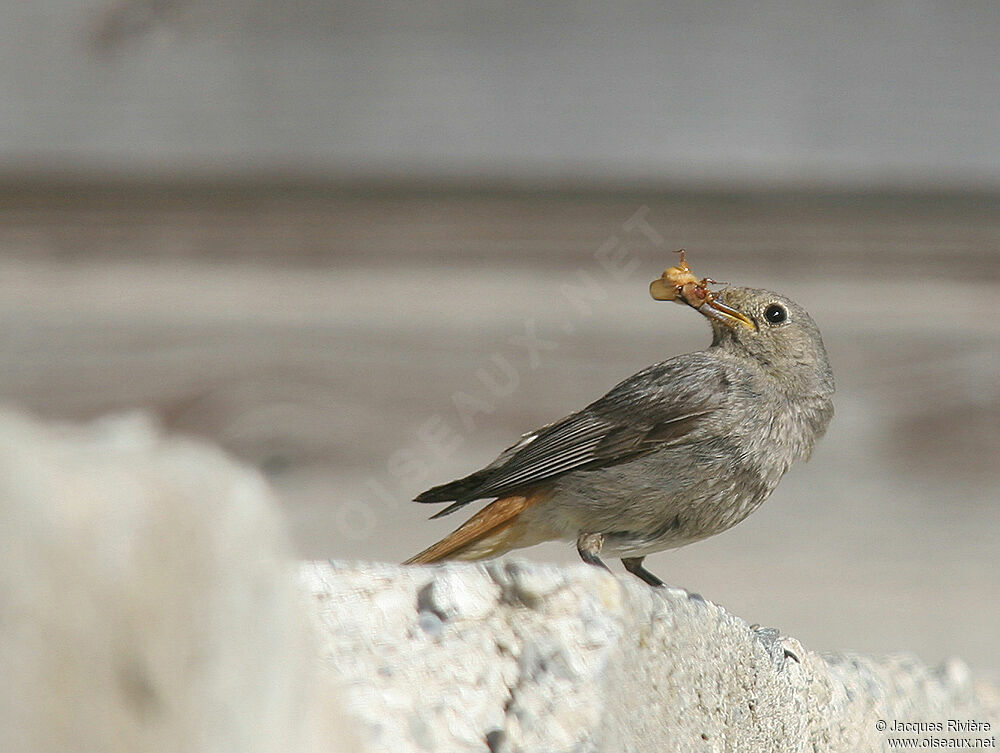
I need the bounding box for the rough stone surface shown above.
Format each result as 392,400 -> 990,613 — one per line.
0,409 -> 353,753
305,560 -> 1000,753
2,406 -> 996,753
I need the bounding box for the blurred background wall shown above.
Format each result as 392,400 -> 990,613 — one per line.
3,0 -> 1000,187
1,1 -> 998,679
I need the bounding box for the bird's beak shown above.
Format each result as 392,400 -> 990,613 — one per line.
698,299 -> 756,330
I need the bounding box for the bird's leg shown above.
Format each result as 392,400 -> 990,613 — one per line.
621,556 -> 665,587
576,533 -> 611,573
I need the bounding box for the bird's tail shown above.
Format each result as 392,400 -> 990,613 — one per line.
403,490 -> 549,565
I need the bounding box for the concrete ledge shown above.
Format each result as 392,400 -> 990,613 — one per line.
1,407 -> 995,753
0,409 -> 346,753
305,560 -> 999,753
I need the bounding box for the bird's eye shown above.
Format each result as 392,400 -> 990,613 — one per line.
764,303 -> 787,324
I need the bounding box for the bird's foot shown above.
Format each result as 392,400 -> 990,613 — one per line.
621,556 -> 666,587
576,533 -> 612,573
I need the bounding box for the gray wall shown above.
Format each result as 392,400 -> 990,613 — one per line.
3,1 -> 999,187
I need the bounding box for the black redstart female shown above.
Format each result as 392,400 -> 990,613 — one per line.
405,256 -> 834,586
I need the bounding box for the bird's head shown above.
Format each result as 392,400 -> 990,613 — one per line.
700,286 -> 835,400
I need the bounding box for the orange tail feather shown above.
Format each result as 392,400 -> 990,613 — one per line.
404,491 -> 549,565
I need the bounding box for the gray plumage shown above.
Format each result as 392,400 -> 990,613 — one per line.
408,286 -> 835,584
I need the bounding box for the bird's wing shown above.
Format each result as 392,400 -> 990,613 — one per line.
420,353 -> 737,517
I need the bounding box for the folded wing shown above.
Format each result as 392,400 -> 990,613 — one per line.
415,353 -> 734,518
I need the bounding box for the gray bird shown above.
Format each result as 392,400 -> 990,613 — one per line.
404,285 -> 834,586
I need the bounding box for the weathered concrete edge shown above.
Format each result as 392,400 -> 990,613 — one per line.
301,559 -> 1000,752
